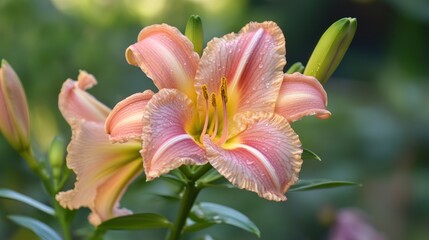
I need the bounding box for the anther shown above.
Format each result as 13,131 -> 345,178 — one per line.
210,93 -> 218,139
202,84 -> 209,100
218,77 -> 229,145
199,85 -> 210,143
221,77 -> 228,103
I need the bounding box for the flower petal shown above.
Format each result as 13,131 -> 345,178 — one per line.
195,21 -> 286,114
275,73 -> 331,122
204,112 -> 302,201
126,24 -> 199,100
141,89 -> 207,180
58,71 -> 110,124
105,90 -> 154,143
56,121 -> 142,225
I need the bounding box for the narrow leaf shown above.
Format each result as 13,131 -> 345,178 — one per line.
187,202 -> 260,237
97,213 -> 172,230
8,215 -> 61,240
302,148 -> 322,161
196,168 -> 224,184
289,179 -> 361,192
0,189 -> 55,215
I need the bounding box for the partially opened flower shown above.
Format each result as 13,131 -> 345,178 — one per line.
56,71 -> 151,225
106,21 -> 330,201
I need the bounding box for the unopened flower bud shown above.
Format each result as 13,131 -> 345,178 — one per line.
48,136 -> 65,183
185,15 -> 204,55
304,18 -> 357,84
286,62 -> 305,74
0,60 -> 30,151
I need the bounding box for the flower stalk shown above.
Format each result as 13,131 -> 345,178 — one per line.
167,165 -> 212,240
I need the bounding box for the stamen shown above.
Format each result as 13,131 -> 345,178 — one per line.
210,93 -> 218,139
218,77 -> 229,145
199,85 -> 210,142
221,77 -> 228,103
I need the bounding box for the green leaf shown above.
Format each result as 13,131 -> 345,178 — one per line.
196,168 -> 225,185
302,148 -> 322,161
0,189 -> 55,216
289,179 -> 361,192
97,213 -> 172,231
186,202 -> 260,237
8,215 -> 61,240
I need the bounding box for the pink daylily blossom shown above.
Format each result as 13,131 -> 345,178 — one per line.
57,21 -> 330,225
106,21 -> 330,201
56,71 -> 149,225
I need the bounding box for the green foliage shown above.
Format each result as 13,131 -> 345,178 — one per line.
289,179 -> 360,192
0,189 -> 55,216
187,202 -> 261,237
8,215 -> 61,240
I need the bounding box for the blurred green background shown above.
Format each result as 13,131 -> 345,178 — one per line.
1,0 -> 428,239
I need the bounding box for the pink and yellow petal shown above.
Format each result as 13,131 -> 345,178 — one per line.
56,121 -> 142,225
195,21 -> 286,114
58,71 -> 110,124
275,73 -> 330,122
126,24 -> 199,100
105,90 -> 154,143
141,89 -> 207,180
89,159 -> 142,226
204,112 -> 302,201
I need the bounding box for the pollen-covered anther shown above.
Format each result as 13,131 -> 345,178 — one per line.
217,77 -> 229,145
210,93 -> 219,139
202,84 -> 209,100
199,84 -> 210,142
221,77 -> 228,103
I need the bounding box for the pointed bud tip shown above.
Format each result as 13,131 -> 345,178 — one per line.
0,60 -> 31,151
185,14 -> 204,55
304,17 -> 357,84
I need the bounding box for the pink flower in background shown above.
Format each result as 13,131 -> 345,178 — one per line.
106,21 -> 330,201
329,208 -> 386,240
56,71 -> 148,225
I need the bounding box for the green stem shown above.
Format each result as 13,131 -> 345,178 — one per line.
19,148 -> 72,240
167,164 -> 212,240
167,182 -> 200,240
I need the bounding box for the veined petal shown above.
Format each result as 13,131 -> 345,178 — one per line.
105,90 -> 154,143
141,89 -> 207,180
56,121 -> 142,225
275,73 -> 331,122
195,21 -> 286,114
204,112 -> 302,201
58,71 -> 110,124
126,24 -> 199,100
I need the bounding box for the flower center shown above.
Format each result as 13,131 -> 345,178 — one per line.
199,77 -> 229,145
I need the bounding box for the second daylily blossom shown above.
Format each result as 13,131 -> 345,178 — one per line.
57,21 -> 330,224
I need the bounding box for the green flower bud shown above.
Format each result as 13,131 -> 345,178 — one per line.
185,15 -> 204,55
48,136 -> 65,185
304,18 -> 357,84
0,60 -> 30,151
286,62 -> 305,74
